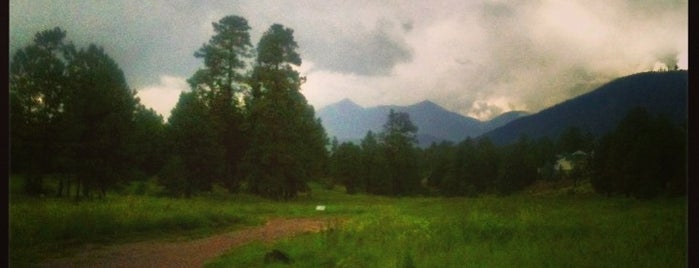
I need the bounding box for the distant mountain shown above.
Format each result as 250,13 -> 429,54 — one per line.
317,99 -> 528,147
480,71 -> 688,145
483,111 -> 531,131
316,98 -> 368,140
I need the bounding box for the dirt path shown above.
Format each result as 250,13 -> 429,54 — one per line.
39,217 -> 334,268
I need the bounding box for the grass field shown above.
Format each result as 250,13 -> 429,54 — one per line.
206,193 -> 686,267
8,177 -> 380,265
9,177 -> 687,267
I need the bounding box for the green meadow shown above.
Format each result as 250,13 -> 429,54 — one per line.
9,177 -> 686,267
207,191 -> 686,267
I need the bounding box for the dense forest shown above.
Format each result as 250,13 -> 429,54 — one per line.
327,107 -> 686,199
9,15 -> 687,201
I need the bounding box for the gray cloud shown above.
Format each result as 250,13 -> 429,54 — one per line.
9,1 -> 212,88
402,21 -> 414,32
437,0 -> 688,117
9,0 -> 688,120
305,19 -> 414,76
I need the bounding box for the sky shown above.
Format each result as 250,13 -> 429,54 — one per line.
9,0 -> 688,121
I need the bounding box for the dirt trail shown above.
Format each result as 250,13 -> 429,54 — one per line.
39,217 -> 333,268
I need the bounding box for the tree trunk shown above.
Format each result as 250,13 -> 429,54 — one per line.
56,177 -> 63,197
65,178 -> 71,198
25,172 -> 43,195
100,183 -> 106,199
75,178 -> 81,201
82,181 -> 90,199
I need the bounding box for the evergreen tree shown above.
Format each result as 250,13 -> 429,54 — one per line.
243,23 -> 327,200
128,104 -> 167,180
558,127 -> 585,154
360,131 -> 389,194
591,107 -> 686,198
163,91 -> 225,197
10,27 -> 71,195
495,135 -> 538,195
532,137 -> 557,181
378,109 -> 421,196
474,137 -> 500,193
11,27 -> 161,198
64,44 -> 139,198
435,137 -> 501,197
422,141 -> 455,193
189,15 -> 253,192
330,142 -> 363,194
441,138 -> 477,196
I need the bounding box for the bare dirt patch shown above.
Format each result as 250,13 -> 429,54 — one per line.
39,217 -> 334,268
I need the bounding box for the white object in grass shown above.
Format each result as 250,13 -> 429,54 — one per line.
315,205 -> 326,211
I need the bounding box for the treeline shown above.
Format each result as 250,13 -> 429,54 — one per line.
10,16 -> 326,200
10,28 -> 147,198
591,107 -> 686,198
10,16 -> 686,201
328,107 -> 686,199
328,110 -> 423,196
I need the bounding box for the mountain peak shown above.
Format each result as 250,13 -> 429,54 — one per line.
322,98 -> 363,111
338,98 -> 357,104
417,99 -> 437,105
411,100 -> 444,111
334,98 -> 362,109
416,99 -> 436,105
318,98 -> 525,147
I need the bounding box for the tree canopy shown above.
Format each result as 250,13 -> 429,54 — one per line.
241,23 -> 327,200
591,107 -> 686,198
10,27 -> 143,198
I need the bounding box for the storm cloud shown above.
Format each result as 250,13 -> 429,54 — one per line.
10,0 -> 687,120
308,19 -> 414,76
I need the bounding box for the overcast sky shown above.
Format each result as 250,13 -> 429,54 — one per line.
10,0 -> 688,121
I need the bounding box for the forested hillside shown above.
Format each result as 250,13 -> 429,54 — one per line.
481,71 -> 688,145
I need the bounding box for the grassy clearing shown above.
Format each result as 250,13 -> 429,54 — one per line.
10,195 -> 244,264
8,178 -> 386,265
10,176 -> 686,267
207,195 -> 686,268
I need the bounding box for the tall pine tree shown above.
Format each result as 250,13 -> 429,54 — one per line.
64,44 -> 138,198
243,24 -> 327,200
188,15 -> 253,192
163,91 -> 225,197
379,110 -> 421,196
10,27 -> 71,195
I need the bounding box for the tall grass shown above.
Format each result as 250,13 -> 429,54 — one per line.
207,195 -> 686,268
9,196 -> 245,263
8,180 -> 384,265
10,175 -> 686,267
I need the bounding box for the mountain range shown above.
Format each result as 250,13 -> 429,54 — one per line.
317,70 -> 687,147
480,70 -> 688,144
317,99 -> 528,147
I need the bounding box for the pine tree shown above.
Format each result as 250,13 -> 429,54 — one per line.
243,24 -> 327,200
378,110 -> 421,196
330,142 -> 363,194
10,27 -> 71,195
591,107 -> 687,198
64,44 -> 139,198
188,15 -> 254,192
163,91 -> 225,197
360,131 -> 388,194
